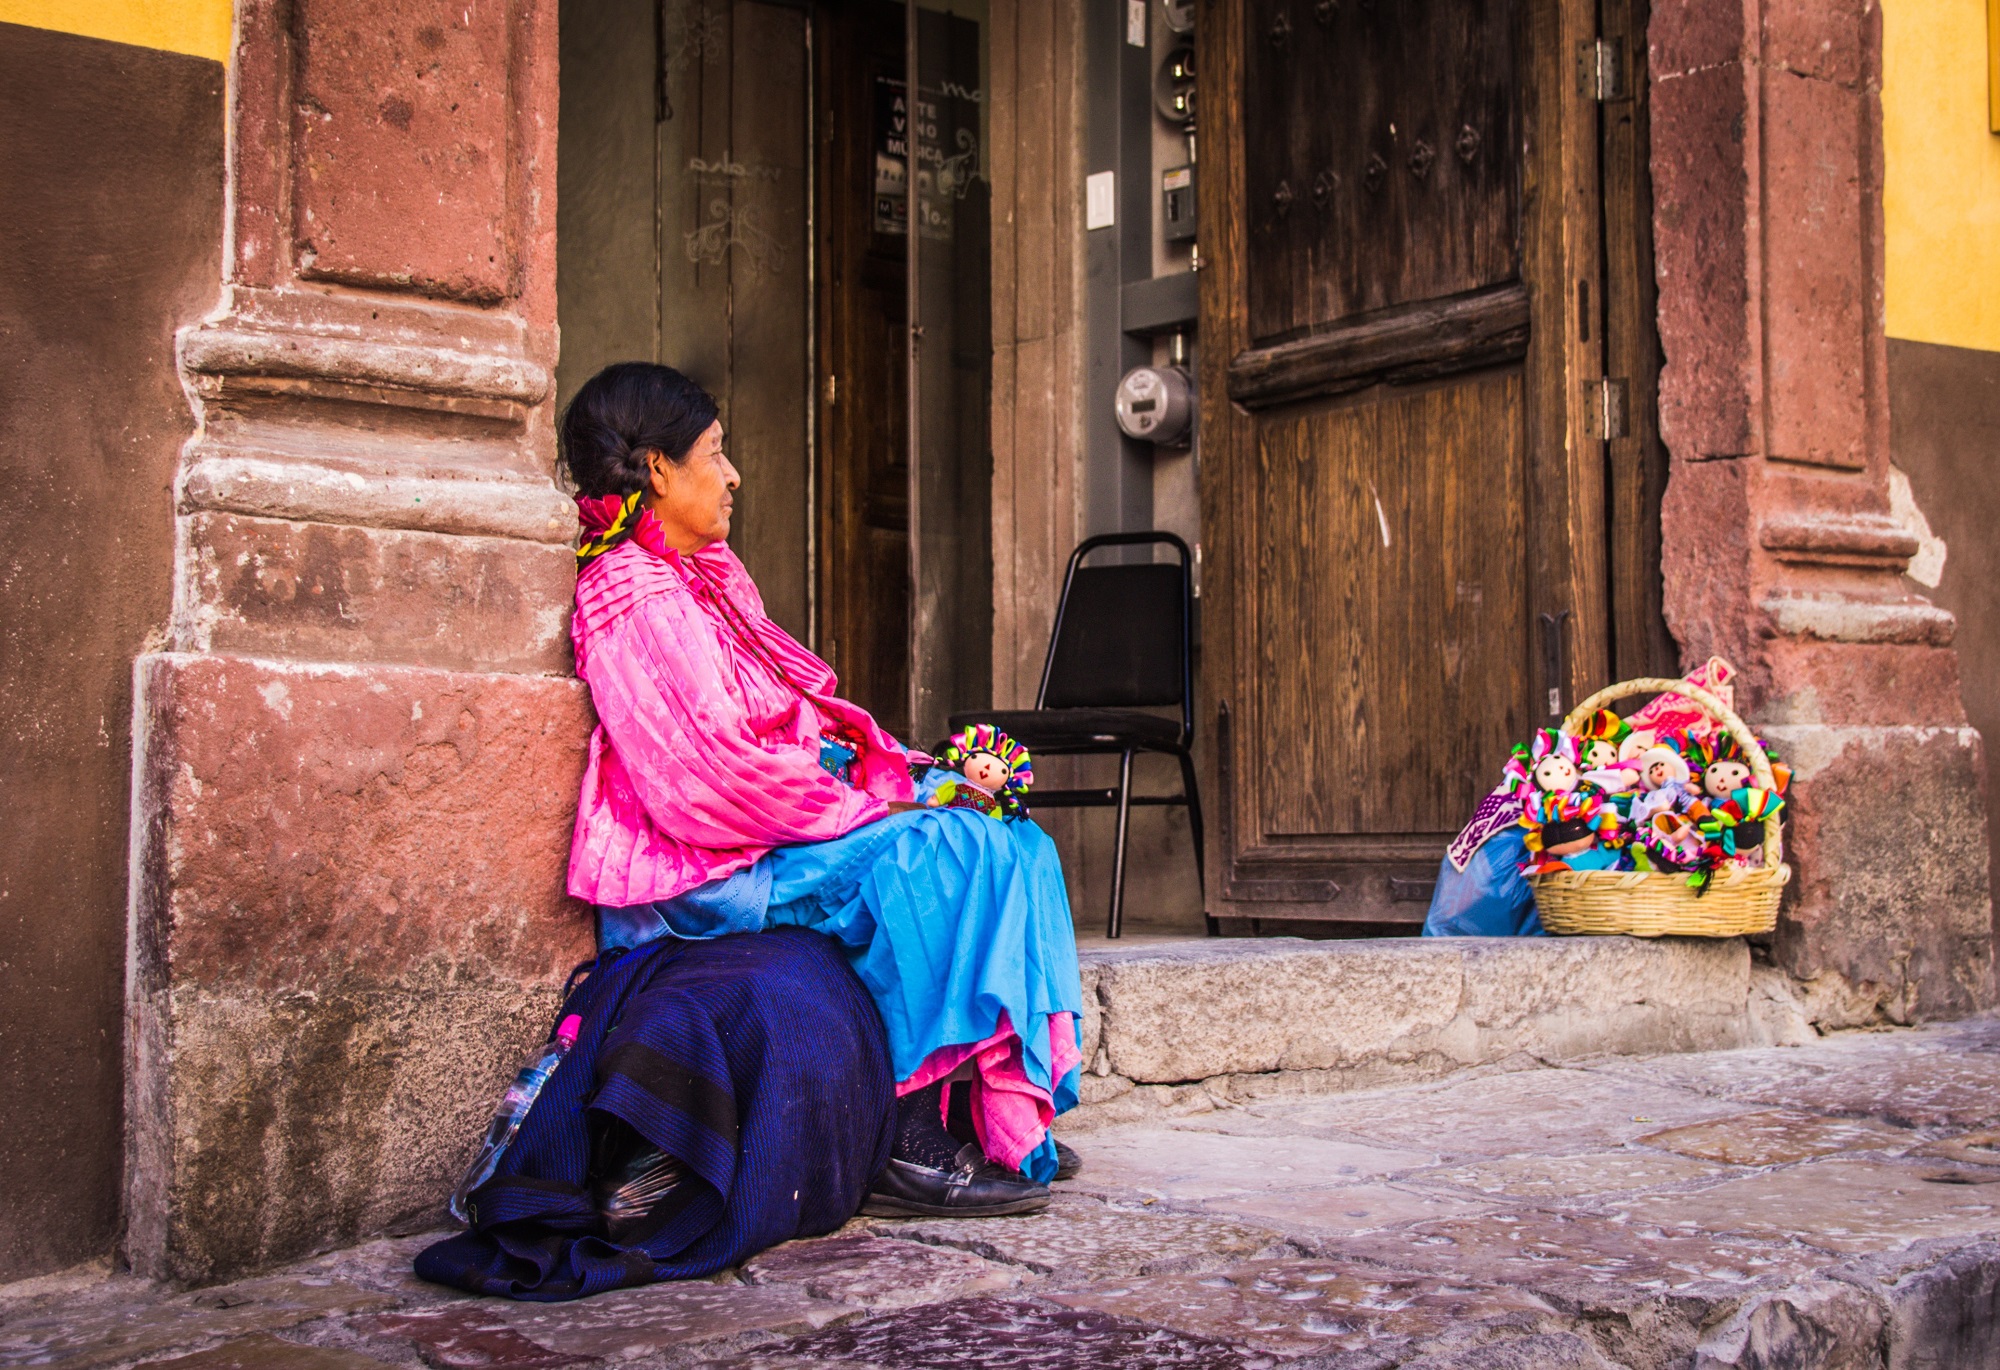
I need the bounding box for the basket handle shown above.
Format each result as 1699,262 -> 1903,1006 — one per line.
1561,677 -> 1783,868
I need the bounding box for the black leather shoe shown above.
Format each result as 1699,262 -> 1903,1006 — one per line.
1053,1137 -> 1082,1181
861,1144 -> 1051,1218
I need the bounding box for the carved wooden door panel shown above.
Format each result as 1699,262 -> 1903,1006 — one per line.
1197,0 -> 1612,930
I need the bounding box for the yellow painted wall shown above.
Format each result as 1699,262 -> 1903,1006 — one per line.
1884,0 -> 2000,352
0,0 -> 231,64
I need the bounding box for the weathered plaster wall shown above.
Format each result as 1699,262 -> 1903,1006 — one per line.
1886,342 -> 2000,963
1880,0 -> 2000,961
1648,0 -> 1993,1019
0,18 -> 224,1283
1881,0 -> 2000,353
126,0 -> 595,1284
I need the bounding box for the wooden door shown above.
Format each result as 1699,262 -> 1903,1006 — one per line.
1197,0 -> 1613,931
816,0 -> 913,736
557,0 -> 813,638
816,0 -> 991,745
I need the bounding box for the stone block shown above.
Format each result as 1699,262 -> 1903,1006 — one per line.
1046,1259 -> 1551,1361
1877,1239 -> 2000,1370
1602,1017 -> 2000,1132
1639,1110 -> 1918,1167
1660,459 -> 1763,676
874,1191 -> 1292,1281
751,1295 -> 1263,1369
138,1334 -> 399,1370
0,1278 -> 395,1370
127,654 -> 594,1284
1200,1183 -> 1497,1242
1762,725 -> 1995,1020
1694,1277 -> 1887,1370
1322,1208 -> 1825,1294
364,1311 -> 589,1370
1649,0 -> 1753,78
1760,641 -> 1967,725
1759,0 -> 1868,87
1759,69 -> 1868,470
485,1282 -> 858,1360
1614,1159 -> 2000,1255
1167,1063 -> 1747,1161
1649,61 -> 1759,461
1398,1332 -> 1624,1370
742,1234 -> 1019,1307
291,0 -> 517,302
1068,1127 -> 1436,1200
183,513 -> 576,675
1083,936 -> 1752,1085
1410,1150 -> 1735,1200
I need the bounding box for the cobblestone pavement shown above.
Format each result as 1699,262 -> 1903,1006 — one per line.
8,1018 -> 1999,1369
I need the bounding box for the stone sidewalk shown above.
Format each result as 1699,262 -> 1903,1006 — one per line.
7,1018 -> 1998,1369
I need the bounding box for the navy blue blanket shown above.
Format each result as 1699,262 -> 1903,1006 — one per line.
415,927 -> 895,1300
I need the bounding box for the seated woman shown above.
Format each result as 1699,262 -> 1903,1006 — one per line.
561,362 -> 1085,1217
566,365 -> 1080,1202
420,362 -> 1083,1299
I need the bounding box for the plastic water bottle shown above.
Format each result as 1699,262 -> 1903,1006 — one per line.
448,1014 -> 583,1224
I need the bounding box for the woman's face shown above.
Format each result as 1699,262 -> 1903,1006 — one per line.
645,420 -> 739,552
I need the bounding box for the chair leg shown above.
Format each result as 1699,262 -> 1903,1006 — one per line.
1178,749 -> 1215,936
1178,751 -> 1206,894
1108,748 -> 1135,939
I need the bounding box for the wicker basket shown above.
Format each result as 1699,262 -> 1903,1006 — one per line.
1530,677 -> 1789,938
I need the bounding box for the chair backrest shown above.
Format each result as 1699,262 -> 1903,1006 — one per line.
1036,533 -> 1192,723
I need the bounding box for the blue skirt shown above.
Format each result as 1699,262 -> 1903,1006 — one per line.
598,804 -> 1084,1182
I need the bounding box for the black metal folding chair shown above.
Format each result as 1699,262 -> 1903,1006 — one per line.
948,531 -> 1204,938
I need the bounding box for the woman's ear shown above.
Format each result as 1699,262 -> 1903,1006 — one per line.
645,449 -> 673,500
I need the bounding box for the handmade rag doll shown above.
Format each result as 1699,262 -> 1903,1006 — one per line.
1572,710 -> 1644,794
1505,730 -> 1584,799
1575,709 -> 1632,772
1627,744 -> 1701,827
927,724 -> 1034,820
1518,789 -> 1624,875
1697,787 -> 1785,870
1683,732 -> 1793,803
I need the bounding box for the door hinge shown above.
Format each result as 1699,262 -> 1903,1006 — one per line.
1584,377 -> 1631,441
1578,38 -> 1629,101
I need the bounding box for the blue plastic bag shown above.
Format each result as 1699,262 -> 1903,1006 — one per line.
1422,826 -> 1545,937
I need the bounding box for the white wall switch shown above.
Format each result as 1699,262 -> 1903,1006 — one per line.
1086,171 -> 1116,230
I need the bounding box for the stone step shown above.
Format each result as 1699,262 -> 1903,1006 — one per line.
1072,934 -> 1808,1126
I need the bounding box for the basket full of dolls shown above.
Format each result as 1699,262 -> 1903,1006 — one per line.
1505,667 -> 1792,937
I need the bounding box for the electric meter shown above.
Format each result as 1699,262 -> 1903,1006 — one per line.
1114,365 -> 1193,445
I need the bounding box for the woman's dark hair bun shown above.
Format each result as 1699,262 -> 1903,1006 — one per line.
559,362 -> 720,498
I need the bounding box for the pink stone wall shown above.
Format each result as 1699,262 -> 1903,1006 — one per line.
128,657 -> 591,1282
1647,0 -> 1992,1017
128,0 -> 587,1282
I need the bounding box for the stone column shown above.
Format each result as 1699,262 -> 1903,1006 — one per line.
126,0 -> 593,1283
1649,0 -> 1992,1020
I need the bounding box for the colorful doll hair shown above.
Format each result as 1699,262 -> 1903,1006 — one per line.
1519,788 -> 1621,855
1681,730 -> 1792,797
1697,787 -> 1785,864
1577,709 -> 1631,747
1504,729 -> 1581,793
1633,809 -> 1712,879
939,724 -> 1034,816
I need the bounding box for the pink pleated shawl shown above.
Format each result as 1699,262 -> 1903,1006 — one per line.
566,534 -> 915,908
